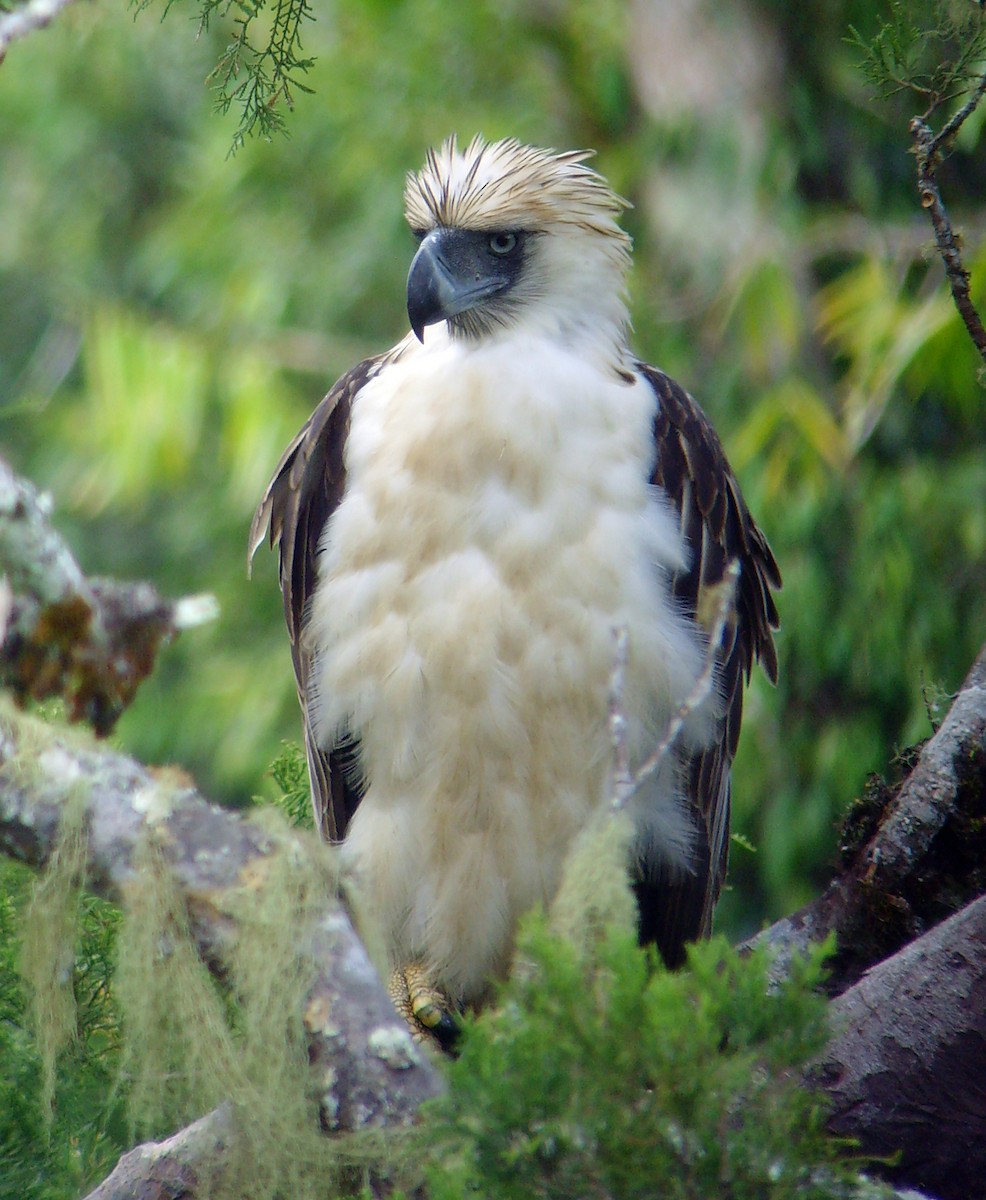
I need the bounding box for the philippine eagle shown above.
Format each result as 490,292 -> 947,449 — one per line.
251,136 -> 780,1044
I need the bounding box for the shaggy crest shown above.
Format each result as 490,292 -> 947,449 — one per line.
404,135 -> 632,251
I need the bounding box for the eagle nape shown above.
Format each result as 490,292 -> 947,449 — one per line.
250,135 -> 780,1048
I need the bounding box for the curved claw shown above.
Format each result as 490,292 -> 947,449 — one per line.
388,963 -> 461,1055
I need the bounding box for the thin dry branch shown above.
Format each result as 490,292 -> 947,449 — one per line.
607,626 -> 633,801
0,0 -> 81,59
608,560 -> 739,811
0,704 -> 446,1134
909,66 -> 986,363
0,456 -> 216,732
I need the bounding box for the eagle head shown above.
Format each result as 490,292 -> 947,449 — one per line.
404,135 -> 632,360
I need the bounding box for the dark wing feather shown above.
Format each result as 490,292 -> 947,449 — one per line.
635,363 -> 781,966
249,355 -> 387,841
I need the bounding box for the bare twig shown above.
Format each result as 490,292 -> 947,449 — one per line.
607,626 -> 633,804
0,457 -> 217,733
910,67 -> 986,364
0,0 -> 81,60
609,561 -> 739,812
926,69 -> 986,158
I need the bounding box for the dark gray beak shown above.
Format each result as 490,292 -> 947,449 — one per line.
406,228 -> 518,341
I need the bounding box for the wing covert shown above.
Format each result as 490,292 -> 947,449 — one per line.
249,355 -> 386,840
637,363 -> 781,963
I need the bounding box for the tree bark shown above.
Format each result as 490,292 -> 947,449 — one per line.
82,1105 -> 236,1200
745,640 -> 986,995
819,894 -> 986,1200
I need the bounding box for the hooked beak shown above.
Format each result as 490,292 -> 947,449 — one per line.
406,228 -> 512,341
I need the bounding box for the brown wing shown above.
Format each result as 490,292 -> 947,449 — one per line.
249,356 -> 387,841
635,363 -> 781,966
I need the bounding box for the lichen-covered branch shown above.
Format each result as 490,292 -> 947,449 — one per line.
0,702 -> 446,1135
745,640 -> 986,991
82,1104 -> 236,1200
0,456 -> 216,733
819,893 -> 986,1200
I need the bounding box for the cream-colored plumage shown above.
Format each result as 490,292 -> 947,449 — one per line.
251,136 -> 780,1020
307,328 -> 712,1001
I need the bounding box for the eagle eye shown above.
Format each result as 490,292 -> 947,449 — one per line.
488,231 -> 519,257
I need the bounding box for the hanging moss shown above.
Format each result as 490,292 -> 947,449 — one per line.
546,807 -> 638,959
3,712 -> 392,1197
19,783 -> 88,1124
113,837 -> 237,1137
109,810 -> 381,1199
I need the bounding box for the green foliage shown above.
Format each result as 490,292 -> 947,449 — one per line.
848,0 -> 986,110
421,923 -> 882,1199
132,0 -> 317,152
201,0 -> 316,151
266,739 -> 315,829
3,796 -> 888,1200
0,861 -> 126,1200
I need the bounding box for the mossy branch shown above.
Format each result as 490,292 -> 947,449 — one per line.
0,455 -> 217,733
0,702 -> 446,1144
82,1103 -> 236,1200
746,638 -> 986,992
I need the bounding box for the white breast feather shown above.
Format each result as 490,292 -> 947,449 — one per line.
305,329 -> 716,1002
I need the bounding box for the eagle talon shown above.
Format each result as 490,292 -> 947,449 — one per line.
389,963 -> 461,1054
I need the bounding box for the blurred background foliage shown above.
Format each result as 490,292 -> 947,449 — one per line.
1,0 -> 985,948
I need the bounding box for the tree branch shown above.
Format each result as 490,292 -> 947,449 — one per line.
0,703 -> 446,1136
746,640 -> 986,992
0,456 -> 217,733
82,1104 -> 236,1200
819,893 -> 986,1200
910,67 -> 986,363
0,0 -> 81,60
